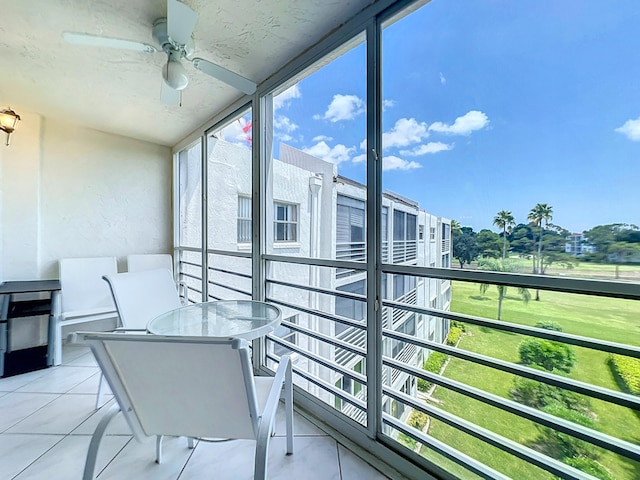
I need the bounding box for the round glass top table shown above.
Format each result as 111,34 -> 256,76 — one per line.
147,300 -> 282,340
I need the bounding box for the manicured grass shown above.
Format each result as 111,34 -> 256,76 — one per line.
421,280 -> 640,480
494,257 -> 640,281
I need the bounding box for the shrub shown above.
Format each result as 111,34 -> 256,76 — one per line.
424,351 -> 448,374
445,326 -> 463,346
418,351 -> 448,393
518,338 -> 576,373
562,457 -> 615,480
535,404 -> 600,460
417,377 -> 431,393
610,354 -> 640,395
535,321 -> 563,332
509,377 -> 591,415
398,432 -> 417,450
451,320 -> 466,332
407,410 -> 429,431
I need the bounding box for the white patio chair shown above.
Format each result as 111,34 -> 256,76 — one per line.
70,332 -> 294,480
95,268 -> 182,408
55,257 -> 118,365
126,253 -> 173,275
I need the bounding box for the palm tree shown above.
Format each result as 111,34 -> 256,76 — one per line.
477,258 -> 530,320
450,219 -> 462,236
527,203 -> 553,274
493,210 -> 515,260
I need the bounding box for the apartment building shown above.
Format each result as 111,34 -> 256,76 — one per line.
177,137 -> 451,424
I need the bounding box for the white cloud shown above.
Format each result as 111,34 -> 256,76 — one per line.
429,110 -> 489,135
312,135 -> 333,142
615,117 -> 640,141
315,94 -> 365,122
383,99 -> 396,111
439,72 -> 446,85
382,117 -> 429,149
352,153 -> 367,163
273,84 -> 301,110
274,115 -> 298,133
302,141 -> 355,165
400,141 -> 454,156
382,155 -> 422,171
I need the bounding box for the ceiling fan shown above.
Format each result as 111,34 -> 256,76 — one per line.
62,0 -> 257,105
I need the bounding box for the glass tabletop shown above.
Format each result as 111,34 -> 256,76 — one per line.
147,300 -> 282,340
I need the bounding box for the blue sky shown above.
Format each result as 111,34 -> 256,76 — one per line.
232,1 -> 640,233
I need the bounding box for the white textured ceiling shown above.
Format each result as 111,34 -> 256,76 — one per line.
0,0 -> 373,146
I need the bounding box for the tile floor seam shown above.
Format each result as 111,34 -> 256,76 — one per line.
0,393 -> 63,434
337,441 -> 344,480
95,436 -> 134,478
9,432 -> 67,480
174,438 -> 201,479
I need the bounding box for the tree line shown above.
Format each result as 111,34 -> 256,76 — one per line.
452,205 -> 640,273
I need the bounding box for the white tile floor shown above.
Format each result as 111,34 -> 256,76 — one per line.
0,345 -> 390,479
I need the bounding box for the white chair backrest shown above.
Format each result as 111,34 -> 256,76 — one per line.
103,269 -> 182,330
127,254 -> 173,274
79,333 -> 259,440
59,257 -> 117,313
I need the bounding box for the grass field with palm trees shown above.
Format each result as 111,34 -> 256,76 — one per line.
419,279 -> 640,479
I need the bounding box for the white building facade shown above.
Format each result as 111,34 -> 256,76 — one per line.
176,137 -> 451,425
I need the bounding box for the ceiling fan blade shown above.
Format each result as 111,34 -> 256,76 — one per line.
192,58 -> 257,95
62,32 -> 157,53
161,81 -> 181,106
167,0 -> 198,46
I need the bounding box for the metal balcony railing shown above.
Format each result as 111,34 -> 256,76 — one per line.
393,240 -> 417,263
175,248 -> 640,480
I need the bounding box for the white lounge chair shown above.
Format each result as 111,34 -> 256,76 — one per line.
95,268 -> 182,408
70,332 -> 294,480
55,257 -> 119,365
126,253 -> 174,274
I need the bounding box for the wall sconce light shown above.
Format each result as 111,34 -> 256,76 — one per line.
0,107 -> 21,146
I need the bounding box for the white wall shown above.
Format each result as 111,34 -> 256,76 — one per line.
1,110 -> 172,281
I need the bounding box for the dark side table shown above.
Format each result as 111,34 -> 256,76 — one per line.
0,280 -> 61,377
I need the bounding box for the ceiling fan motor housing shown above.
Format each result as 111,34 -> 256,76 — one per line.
153,18 -> 194,56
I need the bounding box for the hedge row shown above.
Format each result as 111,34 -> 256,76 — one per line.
417,351 -> 448,392
610,354 -> 640,395
407,409 -> 429,431
445,326 -> 463,346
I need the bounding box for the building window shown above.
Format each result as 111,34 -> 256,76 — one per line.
237,196 -> 252,243
274,202 -> 298,242
430,227 -> 436,241
419,225 -> 424,240
337,195 -> 365,244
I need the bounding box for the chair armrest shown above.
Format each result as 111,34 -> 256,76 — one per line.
259,355 -> 291,425
113,328 -> 148,333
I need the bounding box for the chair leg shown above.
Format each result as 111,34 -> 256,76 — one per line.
254,428 -> 271,480
187,437 -> 195,449
285,359 -> 294,455
53,321 -> 62,366
156,435 -> 164,464
95,373 -> 106,410
83,404 -> 121,480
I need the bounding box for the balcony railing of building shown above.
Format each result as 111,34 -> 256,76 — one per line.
335,241 -> 390,279
393,240 -> 417,263
441,238 -> 450,253
176,247 -> 640,480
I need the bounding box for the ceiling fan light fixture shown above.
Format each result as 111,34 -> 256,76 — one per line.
163,55 -> 189,90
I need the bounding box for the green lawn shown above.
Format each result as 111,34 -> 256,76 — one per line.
492,257 -> 640,282
421,280 -> 640,480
